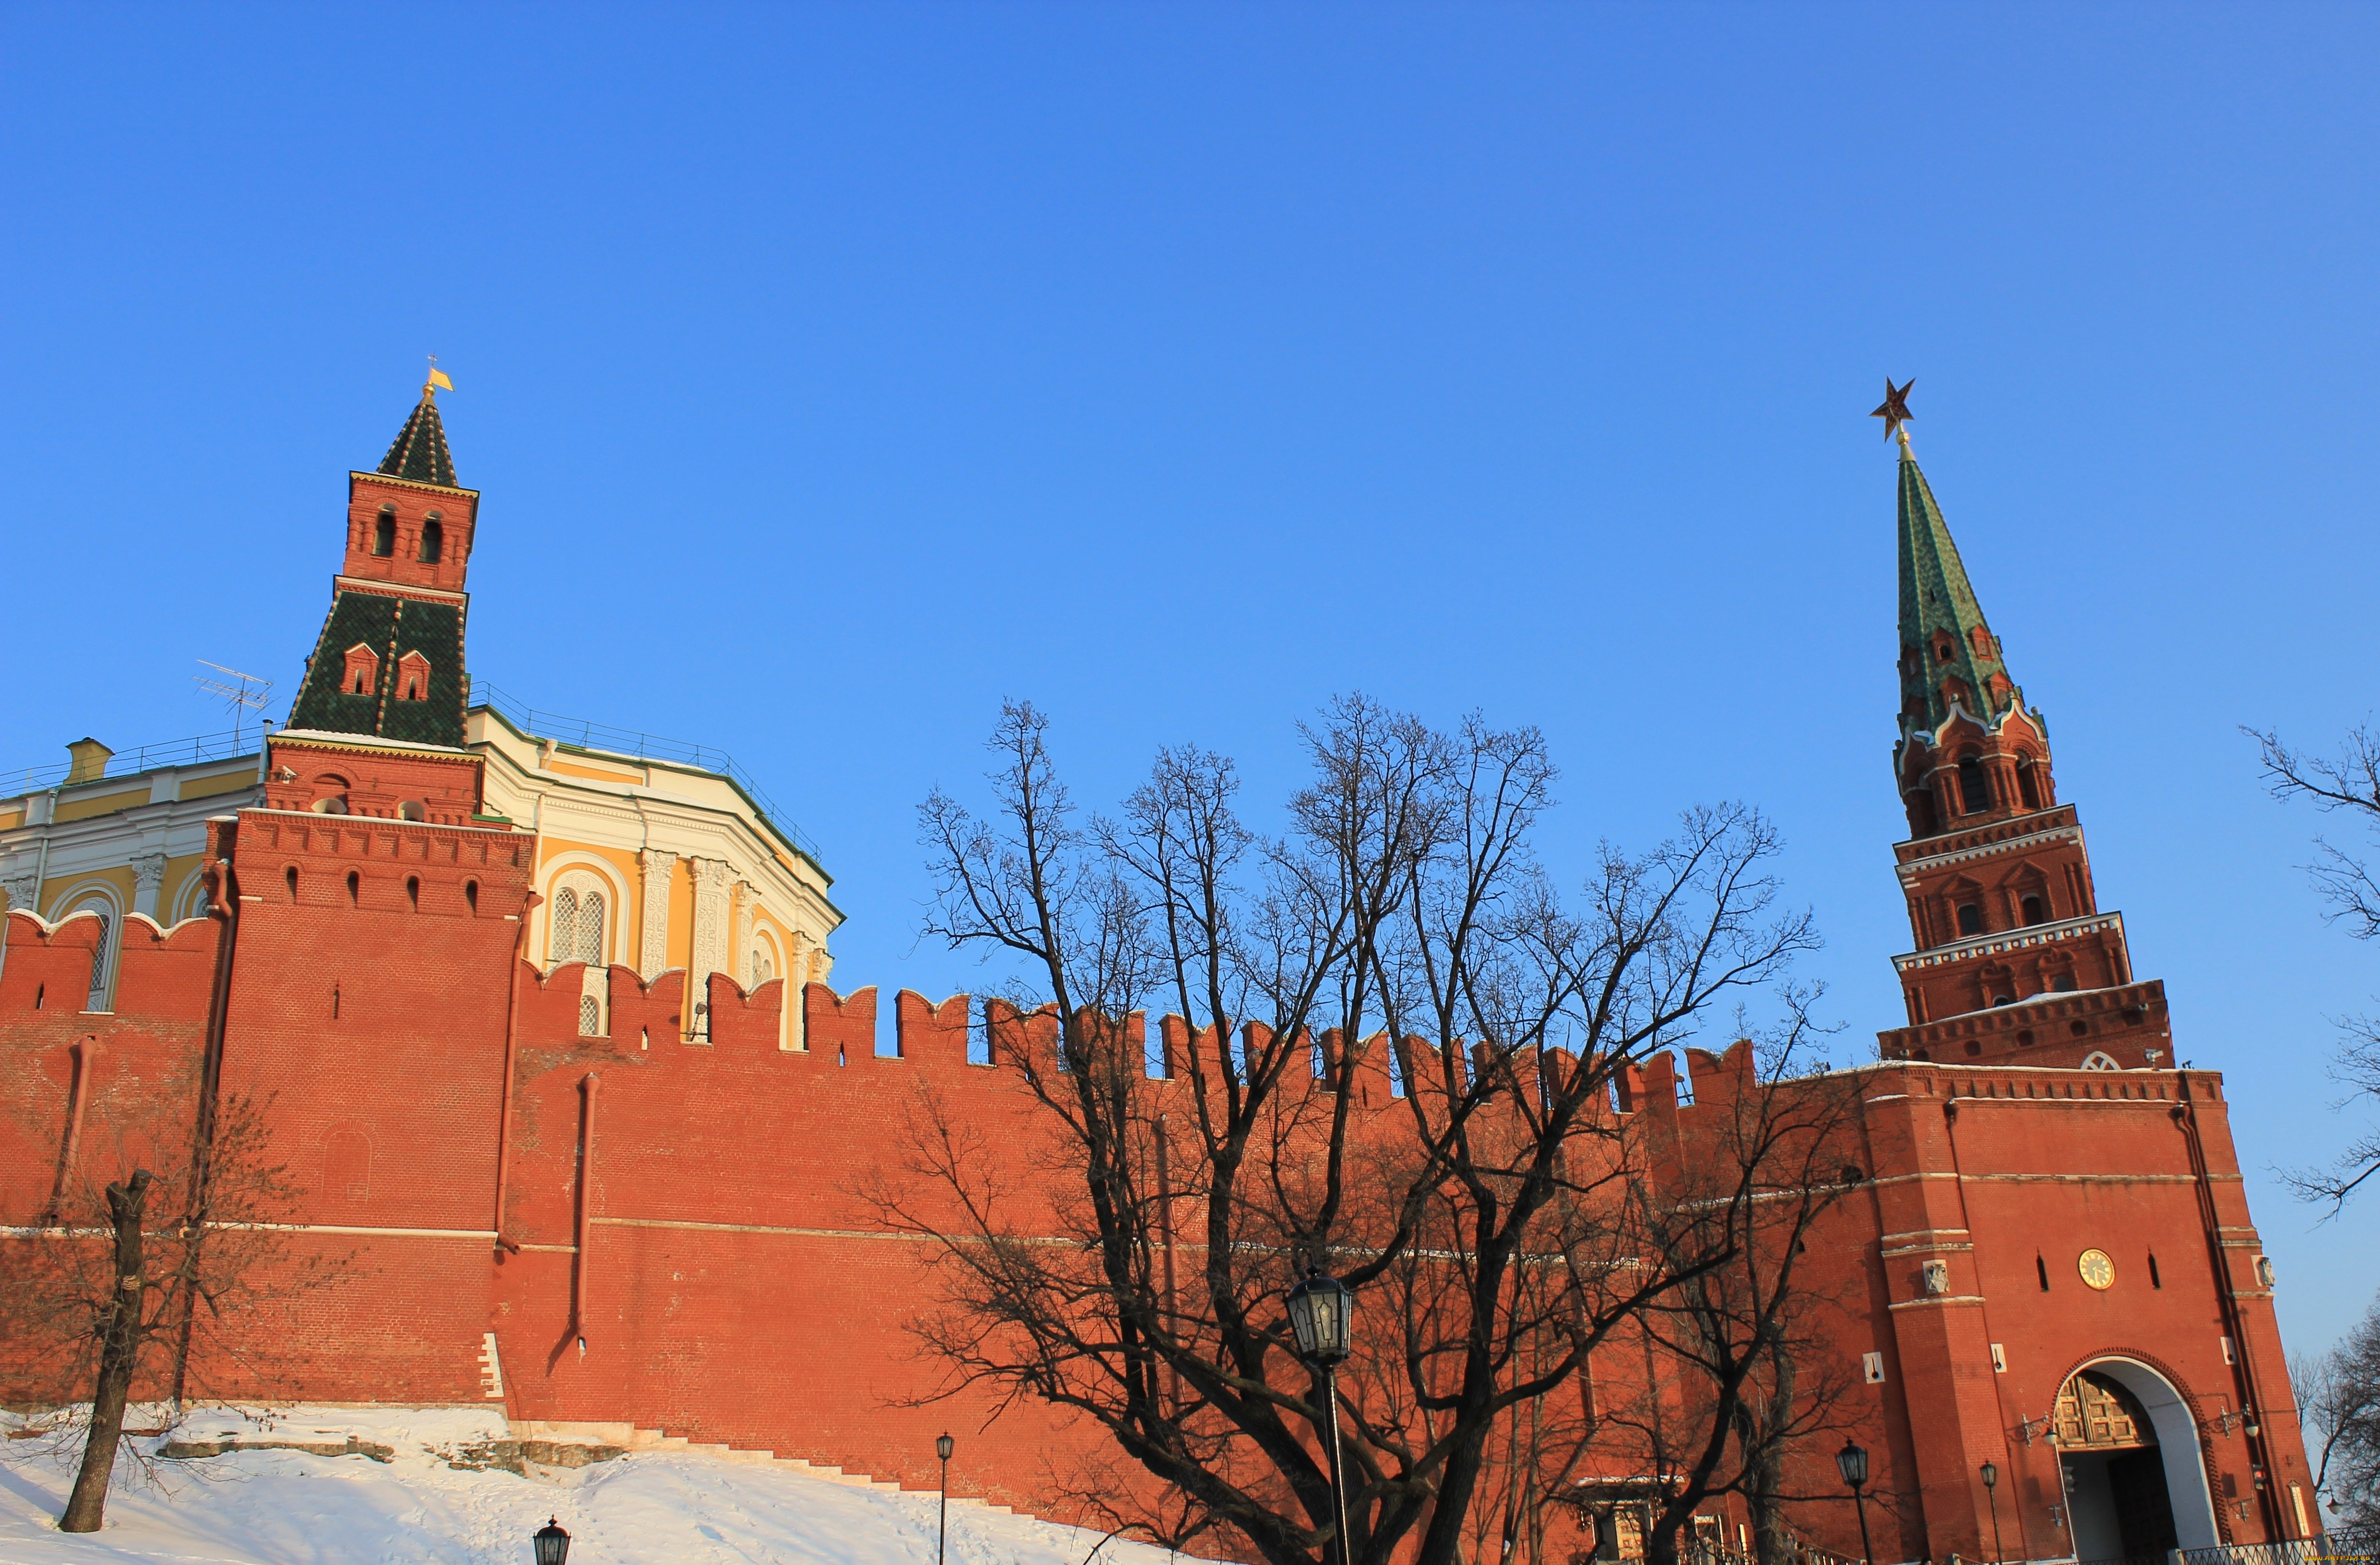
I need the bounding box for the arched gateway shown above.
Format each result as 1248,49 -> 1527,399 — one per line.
2054,1358 -> 2221,1560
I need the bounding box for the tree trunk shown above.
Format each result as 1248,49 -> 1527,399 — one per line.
60,1170 -> 152,1534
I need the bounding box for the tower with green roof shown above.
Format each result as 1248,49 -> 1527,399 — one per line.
1874,427 -> 2155,1065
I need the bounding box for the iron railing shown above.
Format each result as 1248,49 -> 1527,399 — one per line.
4,727 -> 263,799
470,683 -> 823,861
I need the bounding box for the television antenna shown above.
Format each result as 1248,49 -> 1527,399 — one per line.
194,661 -> 274,753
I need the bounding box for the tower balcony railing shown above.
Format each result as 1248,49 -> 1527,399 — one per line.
469,683 -> 825,863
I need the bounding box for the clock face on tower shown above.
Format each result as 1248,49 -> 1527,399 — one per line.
2078,1248 -> 2116,1290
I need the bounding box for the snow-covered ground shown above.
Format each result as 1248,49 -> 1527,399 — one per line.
0,1406 -> 1210,1565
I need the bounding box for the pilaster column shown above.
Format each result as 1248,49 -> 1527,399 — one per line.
131,854 -> 168,920
2,871 -> 39,918
732,883 -> 756,988
637,849 -> 676,980
785,931 -> 811,1051
687,857 -> 732,1038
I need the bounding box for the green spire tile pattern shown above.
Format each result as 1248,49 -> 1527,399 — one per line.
286,589 -> 469,747
1896,448 -> 2022,741
377,394 -> 457,488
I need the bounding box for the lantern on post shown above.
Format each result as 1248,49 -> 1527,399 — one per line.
1287,1267 -> 1356,1565
1286,1269 -> 1353,1368
1836,1441 -> 1874,1565
1980,1461 -> 2004,1565
532,1517 -> 571,1565
936,1432 -> 955,1565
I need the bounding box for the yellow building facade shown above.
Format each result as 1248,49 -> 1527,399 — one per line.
0,704 -> 840,1045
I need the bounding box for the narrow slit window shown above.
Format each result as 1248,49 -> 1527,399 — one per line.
2036,1255 -> 2051,1292
345,870 -> 360,905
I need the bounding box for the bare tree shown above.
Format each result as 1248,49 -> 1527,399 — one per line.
2247,726 -> 2380,1208
2293,1288 -> 2380,1544
881,696 -> 1815,1565
0,1090 -> 332,1532
1593,1011 -> 1868,1565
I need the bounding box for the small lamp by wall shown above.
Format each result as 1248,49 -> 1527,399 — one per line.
532,1518 -> 570,1565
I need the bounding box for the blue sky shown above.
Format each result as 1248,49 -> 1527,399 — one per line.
5,5 -> 2377,1358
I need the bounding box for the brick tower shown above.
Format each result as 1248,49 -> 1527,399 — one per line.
1876,428 -> 2173,1067
270,376 -> 487,823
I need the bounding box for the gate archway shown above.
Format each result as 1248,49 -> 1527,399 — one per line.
2053,1357 -> 2220,1558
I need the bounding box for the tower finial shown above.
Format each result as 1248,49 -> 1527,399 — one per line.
423,355 -> 454,400
1871,377 -> 1913,443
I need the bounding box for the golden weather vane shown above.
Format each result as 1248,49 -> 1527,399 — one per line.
423,354 -> 454,399
1871,377 -> 1913,451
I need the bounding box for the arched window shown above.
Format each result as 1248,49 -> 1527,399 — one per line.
394,651 -> 432,702
69,898 -> 115,1011
345,870 -> 360,905
548,871 -> 613,1036
310,773 -> 351,814
418,515 -> 443,564
1908,787 -> 1940,838
2021,893 -> 2047,925
2080,1051 -> 2120,1071
1957,756 -> 1990,815
174,873 -> 215,924
2016,757 -> 2042,810
372,507 -> 395,557
577,893 -> 605,966
1956,902 -> 1985,936
548,887 -> 580,964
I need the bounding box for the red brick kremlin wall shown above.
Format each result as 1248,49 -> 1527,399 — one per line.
0,876 -> 2321,1560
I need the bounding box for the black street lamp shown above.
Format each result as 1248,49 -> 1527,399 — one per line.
1836,1440 -> 1875,1565
532,1517 -> 571,1565
937,1432 -> 955,1565
1980,1461 -> 2004,1565
1287,1268 -> 1356,1565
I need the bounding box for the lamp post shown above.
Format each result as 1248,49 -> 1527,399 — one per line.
532,1517 -> 570,1565
1980,1462 -> 2004,1565
937,1432 -> 955,1565
1287,1267 -> 1356,1565
1836,1440 -> 1874,1565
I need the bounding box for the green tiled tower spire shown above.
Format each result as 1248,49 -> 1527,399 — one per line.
1895,430 -> 2026,744
377,390 -> 457,488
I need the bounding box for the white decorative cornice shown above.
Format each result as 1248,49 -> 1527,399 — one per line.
1891,911 -> 2125,974
1896,822 -> 2083,882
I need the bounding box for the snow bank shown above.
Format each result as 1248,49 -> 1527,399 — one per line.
0,1407 -> 1215,1565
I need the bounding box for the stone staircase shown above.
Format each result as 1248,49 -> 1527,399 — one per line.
505,1419 -> 1018,1513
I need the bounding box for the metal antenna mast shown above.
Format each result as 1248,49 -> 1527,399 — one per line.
193,661 -> 274,755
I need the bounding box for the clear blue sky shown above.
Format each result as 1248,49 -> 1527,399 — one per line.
6,5 -> 2376,1360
